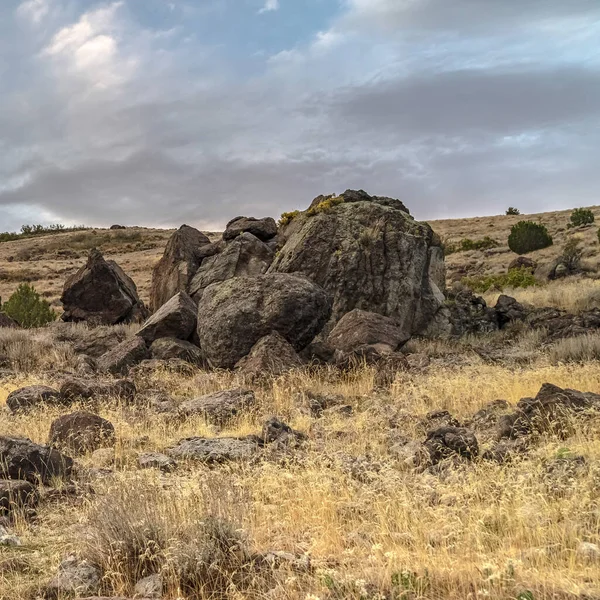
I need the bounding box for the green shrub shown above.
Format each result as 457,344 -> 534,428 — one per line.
569,208 -> 594,228
0,224 -> 88,243
560,238 -> 582,272
306,195 -> 344,217
278,210 -> 300,227
506,207 -> 520,215
508,221 -> 553,255
2,283 -> 57,328
462,267 -> 537,294
444,236 -> 499,255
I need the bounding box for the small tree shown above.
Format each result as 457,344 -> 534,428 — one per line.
2,284 -> 57,328
569,208 -> 594,228
508,221 -> 553,255
506,207 -> 520,216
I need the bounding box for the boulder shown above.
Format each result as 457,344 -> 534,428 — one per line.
444,289 -> 499,336
0,313 -> 18,328
0,480 -> 38,512
138,291 -> 197,343
149,224 -> 210,312
60,378 -> 136,404
43,556 -> 102,599
61,249 -> 148,325
178,388 -> 255,425
269,189 -> 445,336
327,309 -> 409,354
168,437 -> 261,464
138,452 -> 177,473
197,273 -> 331,369
495,295 -> 527,328
223,216 -> 278,242
189,233 -> 274,302
6,385 -> 61,413
71,326 -> 129,358
234,332 -> 304,378
424,427 -> 479,464
0,436 -> 73,484
97,336 -> 150,375
508,256 -> 537,272
49,411 -> 115,454
261,417 -> 305,447
150,337 -> 204,365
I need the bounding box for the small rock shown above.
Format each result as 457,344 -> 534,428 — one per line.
134,573 -> 163,598
424,427 -> 479,464
168,437 -> 260,464
138,452 -> 176,473
234,332 -> 304,379
577,542 -> 600,562
137,291 -> 197,344
0,479 -> 38,513
6,385 -> 61,413
60,378 -> 137,405
177,388 -> 255,425
0,525 -> 22,547
97,336 -> 150,376
43,555 -> 102,599
91,448 -> 115,467
49,412 -> 115,454
223,216 -> 278,242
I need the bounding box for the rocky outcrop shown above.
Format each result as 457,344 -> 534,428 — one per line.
189,233 -> 274,302
223,216 -> 278,242
97,336 -> 150,375
61,249 -> 147,325
0,436 -> 73,484
150,337 -> 204,365
424,427 -> 479,464
443,289 -> 499,337
137,292 -> 197,343
269,189 -> 445,336
6,385 -> 61,413
48,411 -> 115,454
177,388 -> 255,425
149,224 -> 210,312
197,274 -> 331,369
234,332 -> 304,378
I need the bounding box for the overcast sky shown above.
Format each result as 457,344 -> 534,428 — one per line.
1,0 -> 599,231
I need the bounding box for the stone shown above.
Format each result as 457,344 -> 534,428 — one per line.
423,427 -> 479,464
197,273 -> 331,369
168,437 -> 260,464
234,332 -> 304,378
327,309 -> 409,354
61,248 -> 148,325
0,436 -> 73,484
60,378 -> 136,404
43,555 -> 102,599
134,573 -> 163,598
6,385 -> 61,413
71,326 -> 129,358
109,224 -> 126,229
178,388 -> 255,425
150,337 -> 204,365
49,411 -> 115,454
149,224 -> 210,312
443,289 -> 499,336
0,525 -> 22,547
97,336 -> 150,376
0,480 -> 38,513
223,216 -> 278,242
138,292 -> 197,343
270,189 -> 445,336
261,417 -> 305,449
508,256 -> 537,271
138,452 -> 177,473
423,410 -> 461,431
0,313 -> 18,328
495,295 -> 527,328
577,542 -> 600,563
189,233 -> 274,302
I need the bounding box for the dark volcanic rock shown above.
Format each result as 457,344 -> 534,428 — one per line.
0,313 -> 18,328
495,295 -> 527,328
60,378 -> 136,404
223,216 -> 278,242
168,437 -> 260,463
97,336 -> 150,375
270,189 -> 445,336
138,291 -> 197,343
0,480 -> 38,512
178,388 -> 255,425
6,385 -> 61,413
150,337 -> 204,365
445,289 -> 499,336
508,256 -> 537,272
138,452 -> 177,472
0,436 -> 73,484
189,233 -> 274,302
235,332 -> 304,378
149,224 -> 210,312
197,273 -> 331,369
49,411 -> 115,454
424,427 -> 479,464
61,249 -> 147,325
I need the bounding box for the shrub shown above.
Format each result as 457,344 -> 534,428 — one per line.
462,267 -> 537,294
307,195 -> 344,217
0,224 -> 88,243
508,221 -> 553,255
444,236 -> 499,255
560,238 -> 583,273
278,210 -> 300,227
2,283 -> 57,328
569,208 -> 594,228
506,207 -> 521,215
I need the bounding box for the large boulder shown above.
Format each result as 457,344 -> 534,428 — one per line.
6,385 -> 61,413
97,336 -> 150,375
327,309 -> 409,354
269,189 -> 445,336
61,249 -> 147,325
49,411 -> 115,454
59,378 -> 136,404
177,388 -> 255,425
495,295 -> 527,328
151,337 -> 204,365
137,292 -> 197,343
149,224 -> 210,312
223,216 -> 278,242
234,332 -> 304,378
197,274 -> 331,369
0,436 -> 73,484
189,233 -> 274,302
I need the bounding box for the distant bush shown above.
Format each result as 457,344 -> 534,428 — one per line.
278,211 -> 300,228
508,221 -> 553,255
462,267 -> 537,294
2,283 -> 57,328
506,207 -> 521,215
444,236 -> 499,255
569,208 -> 594,228
0,224 -> 88,243
560,238 -> 583,273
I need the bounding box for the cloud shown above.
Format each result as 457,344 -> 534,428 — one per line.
16,0 -> 49,24
258,0 -> 279,14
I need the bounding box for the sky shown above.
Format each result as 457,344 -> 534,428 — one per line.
1,0 -> 599,231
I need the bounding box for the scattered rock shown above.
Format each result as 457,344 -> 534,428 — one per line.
43,555 -> 102,599
70,326 -> 129,358
75,354 -> 98,376
234,332 -> 304,378
0,436 -> 73,484
178,388 -> 255,425
138,452 -> 177,473
304,391 -> 348,417
0,525 -> 21,547
223,216 -> 278,242
134,573 -> 163,598
197,273 -> 331,369
131,358 -> 196,377
482,438 -> 529,463
508,256 -> 537,271
261,417 -> 306,450
150,337 -> 204,365
97,336 -> 150,375
0,480 -> 38,512
0,313 -> 19,328
6,385 -> 61,413
60,378 -> 136,404
444,289 -> 499,336
49,411 -> 115,454
138,292 -> 198,343
168,437 -> 260,464
495,295 -> 527,328
423,410 -> 461,430
577,542 -> 600,563
61,248 -> 148,325
150,224 -> 210,312
424,427 -> 479,464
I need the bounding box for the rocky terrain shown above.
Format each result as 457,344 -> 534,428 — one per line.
0,191 -> 599,600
